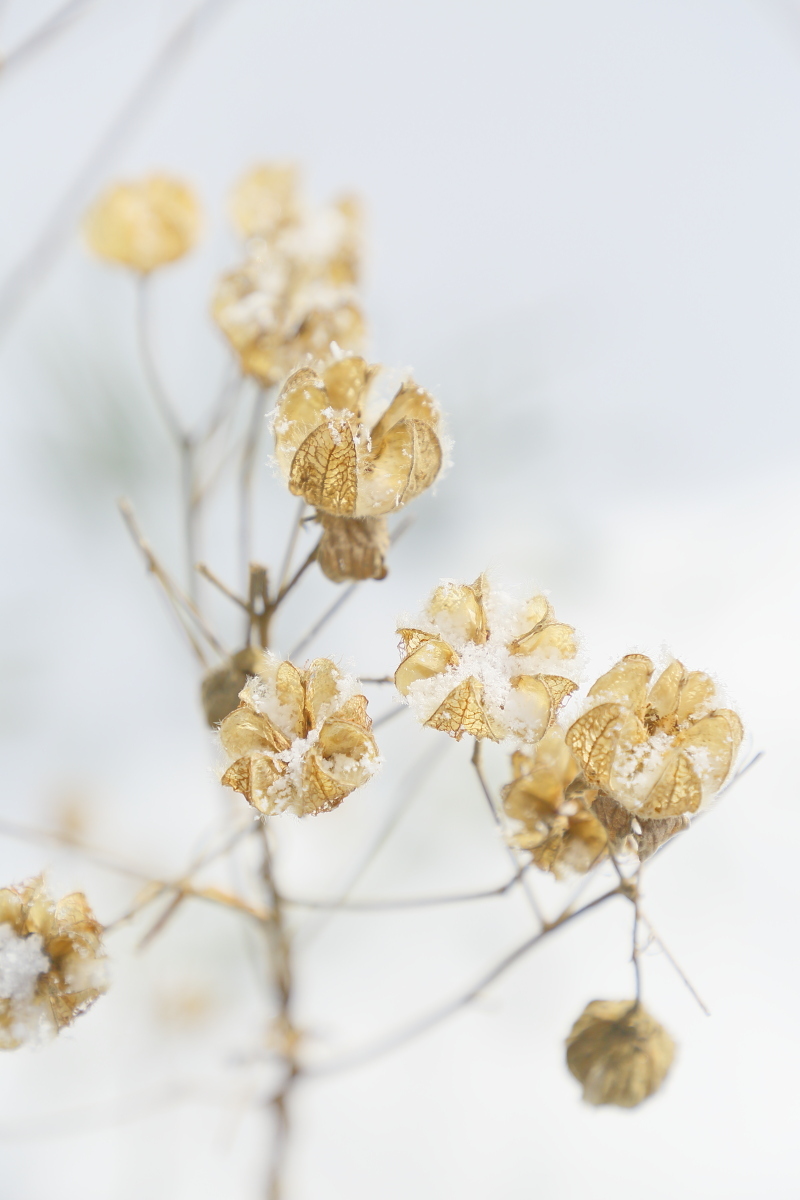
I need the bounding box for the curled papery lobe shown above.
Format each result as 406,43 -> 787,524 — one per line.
274,359 -> 443,518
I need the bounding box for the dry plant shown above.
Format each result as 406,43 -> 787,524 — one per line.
0,161 -> 753,1198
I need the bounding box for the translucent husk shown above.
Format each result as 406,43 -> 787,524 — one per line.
201,646 -> 267,727
502,730 -> 607,875
396,579 -> 579,742
0,879 -> 107,1049
275,358 -> 443,528
566,1000 -> 675,1107
567,656 -> 743,817
316,513 -> 390,582
218,657 -> 379,816
84,176 -> 200,272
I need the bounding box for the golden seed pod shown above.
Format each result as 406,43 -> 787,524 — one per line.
566,1000 -> 675,1108
218,656 -> 380,816
396,580 -> 578,743
0,879 -> 107,1049
84,176 -> 200,272
276,358 -> 443,521
502,730 -> 607,875
316,513 -> 390,583
201,646 -> 266,728
567,656 -> 743,818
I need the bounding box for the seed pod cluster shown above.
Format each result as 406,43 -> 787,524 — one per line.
566,655 -> 742,818
566,1000 -> 675,1107
0,879 -> 107,1049
274,356 -> 444,582
212,165 -> 364,386
502,729 -> 607,874
396,577 -> 578,742
219,655 -> 380,816
84,176 -> 200,272
201,646 -> 266,728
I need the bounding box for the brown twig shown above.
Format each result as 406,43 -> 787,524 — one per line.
471,739 -> 544,926
118,499 -> 226,662
306,885 -> 625,1077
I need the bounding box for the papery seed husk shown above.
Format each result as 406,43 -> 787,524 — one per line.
219,705 -> 291,759
201,646 -> 265,727
587,654 -> 654,712
289,420 -> 358,515
639,750 -> 702,819
395,638 -> 459,696
635,814 -> 689,861
427,580 -> 487,645
357,418 -> 442,516
322,356 -> 373,414
424,676 -> 500,741
566,1000 -> 674,1108
369,380 -> 439,445
316,513 -> 389,582
302,659 -> 342,727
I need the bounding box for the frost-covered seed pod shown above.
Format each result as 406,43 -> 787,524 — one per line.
396,577 -> 578,743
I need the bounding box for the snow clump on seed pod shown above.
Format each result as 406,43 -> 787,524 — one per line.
0,879 -> 108,1049
396,576 -> 579,743
566,654 -> 743,819
218,654 -> 381,816
212,164 -> 363,386
273,355 -> 445,582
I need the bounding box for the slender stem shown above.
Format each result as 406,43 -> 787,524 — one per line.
277,499 -> 307,595
307,886 -> 624,1077
196,563 -> 250,612
471,739 -> 544,926
135,277 -> 201,597
239,387 -> 268,592
259,823 -> 299,1200
119,499 -> 225,660
283,866 -> 527,911
287,580 -> 357,660
631,879 -> 642,1003
639,911 -> 710,1016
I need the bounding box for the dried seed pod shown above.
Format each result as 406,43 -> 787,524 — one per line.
201,646 -> 266,727
274,358 -> 443,528
567,656 -> 742,819
218,654 -> 380,816
212,167 -> 365,385
84,176 -> 200,272
316,513 -> 390,582
566,1000 -> 675,1108
397,578 -> 578,744
0,879 -> 107,1049
502,730 -> 607,875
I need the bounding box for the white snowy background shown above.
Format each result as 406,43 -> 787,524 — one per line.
0,1 -> 798,1197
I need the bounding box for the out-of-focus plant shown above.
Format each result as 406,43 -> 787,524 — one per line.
0,162 -> 751,1200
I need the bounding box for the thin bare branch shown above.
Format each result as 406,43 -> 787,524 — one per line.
119,499 -> 226,660
640,911 -> 710,1016
306,886 -> 624,1077
196,562 -> 250,612
283,866 -> 528,912
277,499 -> 307,595
471,739 -> 544,926
287,580 -> 356,660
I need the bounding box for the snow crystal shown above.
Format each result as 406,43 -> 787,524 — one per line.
0,923 -> 48,1004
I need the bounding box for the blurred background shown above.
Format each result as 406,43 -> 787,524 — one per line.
0,0 -> 798,1196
